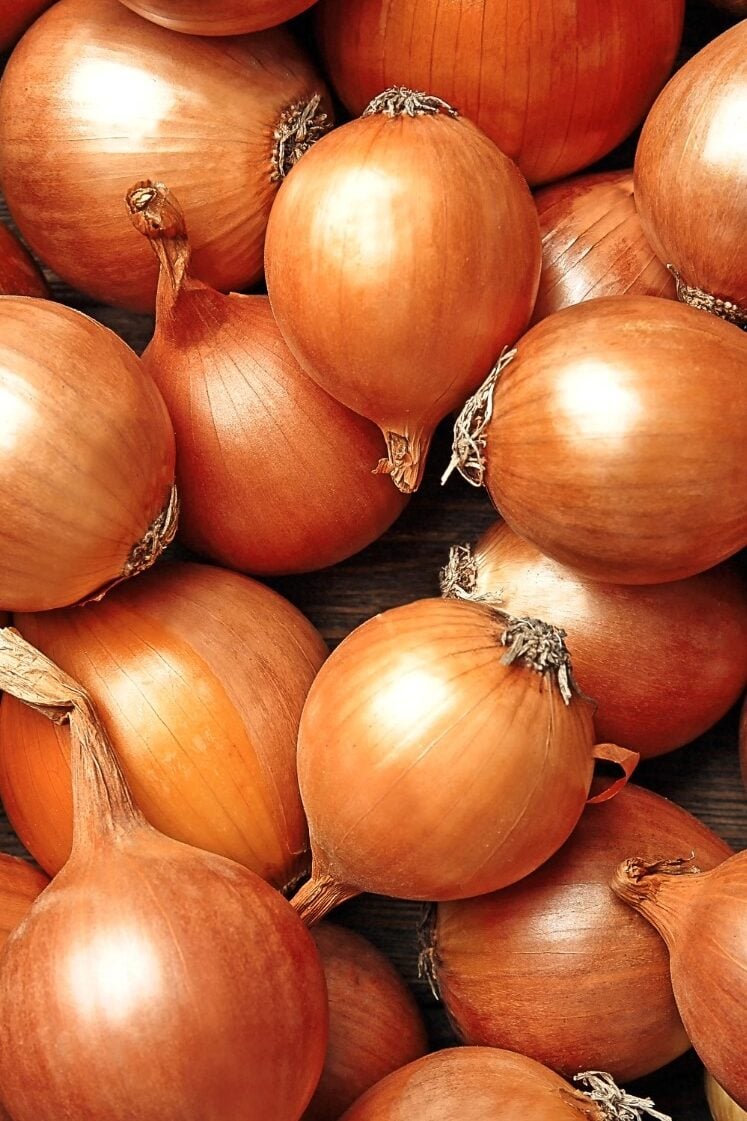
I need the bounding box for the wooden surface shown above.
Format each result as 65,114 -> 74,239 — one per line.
0,1 -> 745,1118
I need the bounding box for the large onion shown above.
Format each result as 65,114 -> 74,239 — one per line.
0,0 -> 331,312
0,298 -> 176,613
0,225 -> 48,298
315,0 -> 684,185
118,0 -> 317,33
0,561 -> 326,884
0,0 -> 52,49
0,856 -> 48,948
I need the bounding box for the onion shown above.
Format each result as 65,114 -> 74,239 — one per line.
707,1074 -> 747,1121
447,296 -> 747,584
338,1047 -> 670,1121
119,0 -> 317,33
634,22 -> 747,327
306,924 -> 428,1121
1,561 -> 326,884
0,0 -> 331,313
614,850 -> 747,1110
265,87 -> 541,493
0,0 -> 52,49
0,298 -> 176,613
290,596 -> 638,924
127,181 -> 406,574
442,523 -> 747,757
0,856 -> 48,949
532,171 -> 675,323
0,628 -> 327,1121
315,0 -> 684,186
425,784 -> 732,1081
0,224 -> 48,298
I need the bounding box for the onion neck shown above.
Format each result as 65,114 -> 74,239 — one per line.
574,1072 -> 671,1121
374,428 -> 431,493
271,93 -> 331,181
126,180 -> 191,313
290,872 -> 358,927
611,855 -> 708,947
667,265 -> 747,331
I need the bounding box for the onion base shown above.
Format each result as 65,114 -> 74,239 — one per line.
375,429 -> 429,493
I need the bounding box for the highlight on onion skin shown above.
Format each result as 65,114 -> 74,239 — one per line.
315,0 -> 684,186
0,224 -> 48,298
532,170 -> 676,323
305,924 -> 428,1121
0,856 -> 48,949
1,561 -> 326,884
426,784 -> 732,1082
707,1073 -> 747,1121
0,0 -> 331,313
118,0 -> 317,33
0,0 -> 52,49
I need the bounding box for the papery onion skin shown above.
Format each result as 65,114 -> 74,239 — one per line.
707,1073 -> 747,1121
429,784 -> 732,1082
119,0 -> 317,33
265,93 -> 541,493
1,561 -> 326,884
130,183 -> 407,574
0,0 -> 52,49
0,226 -> 48,298
634,22 -> 747,316
315,0 -> 684,186
532,171 -> 675,323
478,296 -> 747,584
305,924 -> 428,1121
0,0 -> 331,313
0,855 -> 48,949
462,521 -> 747,756
0,298 -> 175,612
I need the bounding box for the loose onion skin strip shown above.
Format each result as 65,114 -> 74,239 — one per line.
118,0 -> 317,34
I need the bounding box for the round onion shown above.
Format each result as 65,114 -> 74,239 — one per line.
0,0 -> 52,49
0,298 -> 176,613
708,1074 -> 747,1121
532,170 -> 676,323
0,561 -> 326,883
0,855 -> 48,948
306,924 -> 428,1121
266,88 -> 541,493
635,21 -> 747,325
443,522 -> 747,756
315,0 -> 684,186
426,784 -> 732,1081
127,181 -> 406,574
448,296 -> 747,584
119,0 -> 317,33
0,0 -> 331,313
0,224 -> 48,298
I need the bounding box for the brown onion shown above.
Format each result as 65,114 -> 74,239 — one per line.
315,0 -> 684,186
0,298 -> 176,613
1,561 -> 326,884
127,181 -> 406,574
306,924 -> 428,1121
708,1074 -> 747,1121
426,784 -> 732,1081
0,0 -> 52,49
0,0 -> 331,313
119,0 -> 316,32
0,224 -> 48,298
532,171 -> 675,323
635,22 -> 747,326
447,296 -> 747,584
0,628 -> 327,1121
614,851 -> 747,1109
0,855 -> 48,948
266,88 -> 540,493
443,523 -> 747,757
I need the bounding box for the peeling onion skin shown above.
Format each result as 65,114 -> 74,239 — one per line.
430,784 -> 732,1082
0,855 -> 48,949
0,0 -> 52,49
0,298 -> 175,613
119,0 -> 318,33
0,225 -> 49,298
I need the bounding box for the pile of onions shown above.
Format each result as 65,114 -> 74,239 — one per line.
0,561 -> 326,885
315,0 -> 684,185
532,171 -> 675,323
127,181 -> 406,574
425,784 -> 731,1081
0,856 -> 48,948
448,296 -> 747,584
306,924 -> 427,1121
0,0 -> 331,312
614,850 -> 747,1110
290,596 -> 638,924
708,1074 -> 747,1121
0,0 -> 52,49
635,22 -> 747,325
266,87 -> 541,493
0,628 -> 327,1121
119,0 -> 317,33
0,224 -> 48,298
0,298 -> 176,613
444,522 -> 747,756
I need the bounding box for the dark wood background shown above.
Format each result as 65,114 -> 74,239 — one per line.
1,1 -> 745,1118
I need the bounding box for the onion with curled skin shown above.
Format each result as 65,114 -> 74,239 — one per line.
0,855 -> 48,949
0,0 -> 52,50
707,1074 -> 747,1121
118,0 -> 318,33
0,225 -> 48,298
0,0 -> 331,313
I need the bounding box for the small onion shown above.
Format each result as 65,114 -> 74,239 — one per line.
127,181 -> 406,574
447,296 -> 747,584
425,784 -> 732,1081
0,298 -> 176,613
443,522 -> 747,756
0,224 -> 48,298
0,561 -> 326,884
532,170 -> 675,323
0,855 -> 48,948
707,1074 -> 747,1121
634,21 -> 747,326
266,87 -> 541,493
118,0 -> 316,33
0,0 -> 331,312
306,924 -> 428,1121
0,0 -> 52,49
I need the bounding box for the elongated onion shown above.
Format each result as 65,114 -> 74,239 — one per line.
0,0 -> 52,49
1,561 -> 326,884
0,224 -> 48,298
266,88 -> 541,493
119,0 -> 317,33
0,0 -> 331,312
127,182 -> 406,574
0,856 -> 48,948
707,1074 -> 747,1121
0,298 -> 176,613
